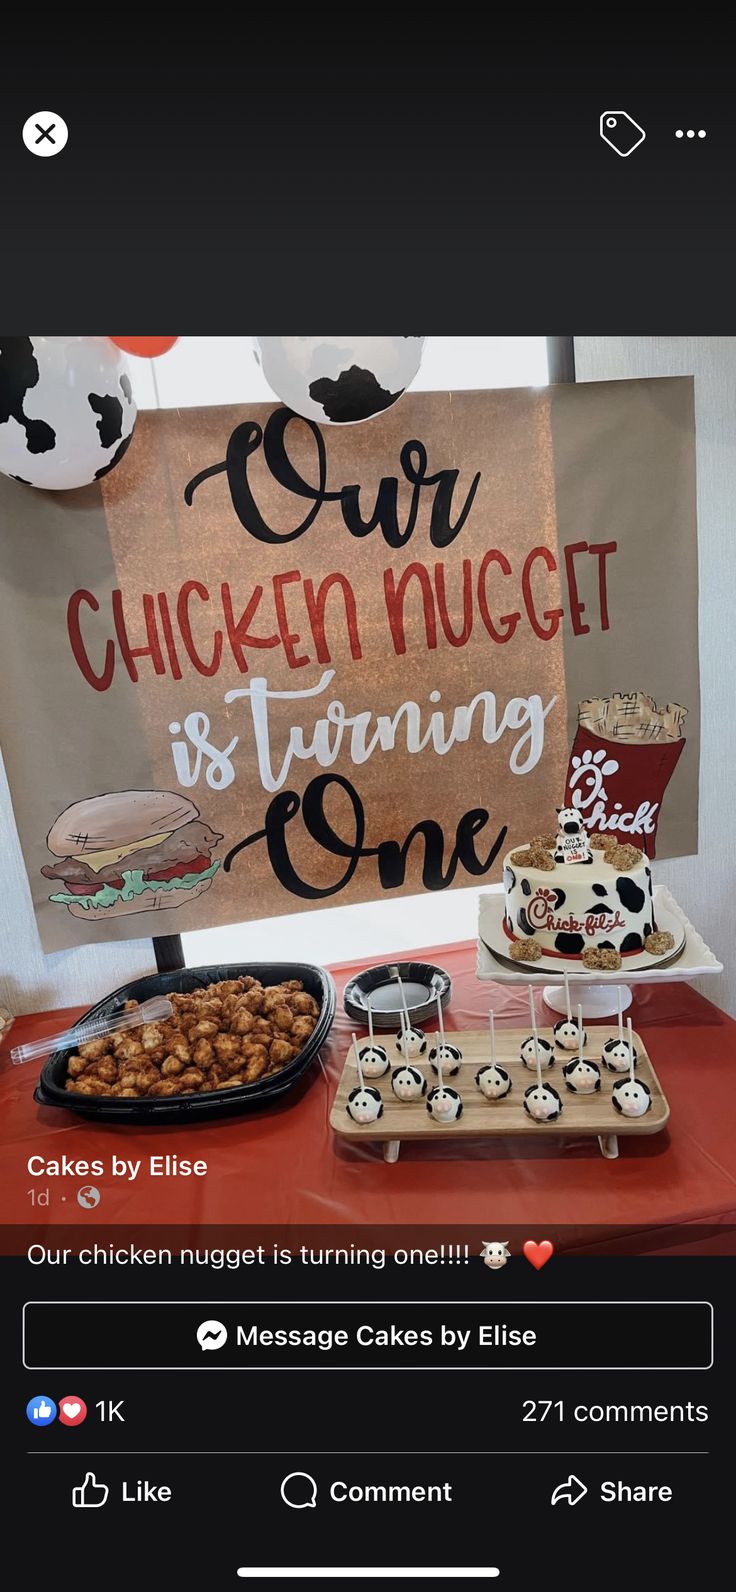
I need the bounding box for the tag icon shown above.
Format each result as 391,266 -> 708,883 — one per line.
600,111 -> 646,157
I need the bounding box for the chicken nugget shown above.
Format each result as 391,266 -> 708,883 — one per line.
289,992 -> 319,1016
269,1038 -> 295,1067
193,1038 -> 216,1066
280,978 -> 303,993
78,1037 -> 113,1061
161,1056 -> 184,1077
241,990 -> 264,1014
111,1085 -> 139,1098
214,1033 -> 241,1060
67,1056 -> 87,1079
215,1074 -> 245,1089
291,1016 -> 316,1043
141,1022 -> 166,1052
119,1070 -> 143,1090
231,1009 -> 256,1036
96,1059 -> 119,1084
190,1019 -> 219,1039
123,999 -> 140,1012
179,1068 -> 205,1090
114,1037 -> 145,1063
243,1051 -> 269,1084
147,1079 -> 181,1098
271,1004 -> 294,1033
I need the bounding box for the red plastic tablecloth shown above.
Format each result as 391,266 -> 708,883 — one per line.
1,941 -> 735,1250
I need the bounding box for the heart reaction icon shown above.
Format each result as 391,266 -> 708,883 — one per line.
523,1239 -> 554,1270
59,1396 -> 87,1427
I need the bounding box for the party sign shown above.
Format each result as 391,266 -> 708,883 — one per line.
0,380 -> 699,951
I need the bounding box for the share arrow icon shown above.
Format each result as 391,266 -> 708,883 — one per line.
550,1474 -> 588,1507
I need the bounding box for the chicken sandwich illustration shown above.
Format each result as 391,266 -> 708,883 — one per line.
42,790 -> 222,918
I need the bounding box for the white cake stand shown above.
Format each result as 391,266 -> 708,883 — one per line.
476,887 -> 723,1018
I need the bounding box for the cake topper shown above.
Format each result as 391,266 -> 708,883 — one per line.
553,806 -> 593,866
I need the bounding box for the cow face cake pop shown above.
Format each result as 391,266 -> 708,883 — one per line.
355,996 -> 389,1077
611,1019 -> 651,1117
522,988 -> 563,1122
428,990 -> 463,1075
563,1002 -> 601,1093
391,1062 -> 427,1102
394,973 -> 427,1057
475,1012 -> 512,1099
523,1081 -> 563,1121
553,975 -> 587,1051
520,1035 -> 554,1070
602,1037 -> 639,1073
426,1082 -> 464,1122
426,1014 -> 463,1122
602,989 -> 638,1072
346,1034 -> 384,1124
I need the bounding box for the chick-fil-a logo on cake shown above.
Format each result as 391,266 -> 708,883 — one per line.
527,887 -> 625,938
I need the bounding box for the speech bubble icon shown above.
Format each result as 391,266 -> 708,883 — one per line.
196,1319 -> 228,1351
280,1471 -> 317,1509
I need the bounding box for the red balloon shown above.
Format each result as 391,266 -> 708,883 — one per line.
109,336 -> 178,357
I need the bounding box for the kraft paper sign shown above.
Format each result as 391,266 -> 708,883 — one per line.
0,379 -> 699,952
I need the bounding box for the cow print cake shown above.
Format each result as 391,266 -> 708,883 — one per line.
490,837 -> 656,962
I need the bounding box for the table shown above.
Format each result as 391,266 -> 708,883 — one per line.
2,941 -> 735,1252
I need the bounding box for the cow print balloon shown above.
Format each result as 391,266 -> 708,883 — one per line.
0,337 -> 136,489
253,337 -> 425,424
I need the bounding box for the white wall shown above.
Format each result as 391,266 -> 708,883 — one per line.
0,338 -> 547,1012
575,338 -> 733,1013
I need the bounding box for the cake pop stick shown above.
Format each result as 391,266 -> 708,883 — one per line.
427,993 -> 463,1121
562,1003 -> 600,1092
394,973 -> 427,1058
429,990 -> 462,1075
346,1032 -> 384,1124
554,971 -> 587,1050
618,986 -> 624,1046
523,986 -> 562,1121
521,985 -> 554,1069
354,996 -> 389,1076
565,970 -> 572,1024
476,1008 -> 512,1099
611,1017 -> 651,1117
601,992 -> 638,1073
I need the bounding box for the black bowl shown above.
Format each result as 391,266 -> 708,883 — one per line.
34,961 -> 336,1123
343,960 -> 451,1031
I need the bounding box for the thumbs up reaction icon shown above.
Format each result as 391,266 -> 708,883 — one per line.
72,1472 -> 109,1509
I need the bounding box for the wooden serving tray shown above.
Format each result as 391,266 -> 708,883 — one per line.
330,1027 -> 669,1162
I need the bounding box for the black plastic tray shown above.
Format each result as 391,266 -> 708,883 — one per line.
34,961 -> 336,1123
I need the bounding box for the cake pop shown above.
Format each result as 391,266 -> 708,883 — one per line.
553,972 -> 587,1052
476,1010 -> 512,1100
523,988 -> 563,1123
346,1034 -> 384,1124
611,1018 -> 651,1118
426,1027 -> 463,1123
391,1061 -> 427,1101
520,1034 -> 554,1070
394,973 -> 427,1058
563,1002 -> 601,1093
354,995 -> 389,1077
602,987 -> 639,1073
428,992 -> 463,1076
